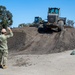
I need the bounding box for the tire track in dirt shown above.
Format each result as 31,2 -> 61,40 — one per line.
8,27 -> 75,55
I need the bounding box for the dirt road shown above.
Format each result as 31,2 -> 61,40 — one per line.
0,50 -> 75,75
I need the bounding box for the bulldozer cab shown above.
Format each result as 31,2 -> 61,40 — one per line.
48,8 -> 60,15
34,16 -> 42,24
47,8 -> 60,23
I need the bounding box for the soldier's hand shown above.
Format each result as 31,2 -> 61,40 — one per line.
7,27 -> 12,31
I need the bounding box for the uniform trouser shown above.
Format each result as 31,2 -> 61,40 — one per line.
0,50 -> 8,66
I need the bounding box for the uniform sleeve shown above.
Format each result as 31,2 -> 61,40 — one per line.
6,31 -> 13,38
0,35 -> 2,42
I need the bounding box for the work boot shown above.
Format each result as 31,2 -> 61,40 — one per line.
2,65 -> 7,69
0,65 -> 3,68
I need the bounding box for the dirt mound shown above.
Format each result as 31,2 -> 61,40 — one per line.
8,27 -> 75,54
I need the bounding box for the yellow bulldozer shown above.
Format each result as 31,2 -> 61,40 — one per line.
36,7 -> 74,33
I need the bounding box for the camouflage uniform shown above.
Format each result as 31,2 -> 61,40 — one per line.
0,31 -> 13,66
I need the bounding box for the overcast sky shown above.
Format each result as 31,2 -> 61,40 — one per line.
0,0 -> 75,27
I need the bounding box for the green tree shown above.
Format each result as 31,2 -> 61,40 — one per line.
18,23 -> 27,28
67,20 -> 75,27
0,5 -> 13,31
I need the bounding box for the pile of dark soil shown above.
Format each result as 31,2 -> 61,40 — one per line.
8,27 -> 75,54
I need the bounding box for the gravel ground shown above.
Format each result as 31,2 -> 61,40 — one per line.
1,27 -> 75,75
0,50 -> 75,75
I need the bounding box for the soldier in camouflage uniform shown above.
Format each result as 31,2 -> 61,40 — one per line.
0,27 -> 13,69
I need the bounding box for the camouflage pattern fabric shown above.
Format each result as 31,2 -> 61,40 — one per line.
0,50 -> 2,65
0,31 -> 13,65
0,50 -> 8,65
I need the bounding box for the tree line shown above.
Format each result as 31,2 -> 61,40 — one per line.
18,20 -> 75,28
0,5 -> 74,28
